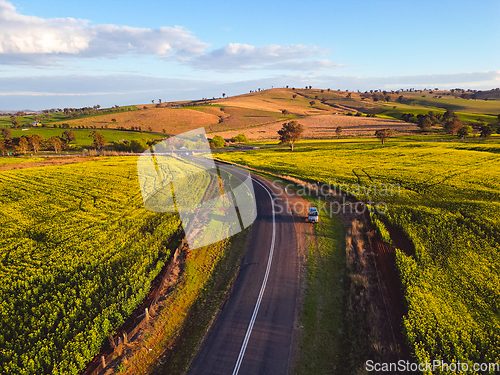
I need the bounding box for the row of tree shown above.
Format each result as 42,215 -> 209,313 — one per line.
0,129 -> 111,155
401,110 -> 500,137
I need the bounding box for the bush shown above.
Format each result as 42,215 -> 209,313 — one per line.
231,134 -> 248,143
210,135 -> 225,148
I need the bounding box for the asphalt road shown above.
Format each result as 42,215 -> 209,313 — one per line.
186,161 -> 300,375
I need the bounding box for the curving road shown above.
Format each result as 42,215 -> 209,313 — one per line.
186,161 -> 301,375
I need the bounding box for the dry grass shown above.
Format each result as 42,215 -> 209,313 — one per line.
214,88 -> 336,116
62,107 -> 219,134
211,114 -> 417,140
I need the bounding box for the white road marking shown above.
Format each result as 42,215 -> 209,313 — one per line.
232,176 -> 276,375
190,159 -> 277,374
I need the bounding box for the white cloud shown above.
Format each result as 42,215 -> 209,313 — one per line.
188,43 -> 338,71
0,1 -> 340,73
0,0 -> 209,62
0,1 -> 91,54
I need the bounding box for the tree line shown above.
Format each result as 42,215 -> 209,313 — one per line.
401,110 -> 500,137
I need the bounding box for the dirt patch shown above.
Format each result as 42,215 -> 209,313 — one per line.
0,157 -> 99,171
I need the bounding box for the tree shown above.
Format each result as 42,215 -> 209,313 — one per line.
61,130 -> 76,144
278,120 -> 303,151
335,126 -> 342,139
27,134 -> 44,153
417,114 -> 432,130
48,136 -> 63,153
480,125 -> 492,138
457,125 -> 472,139
130,139 -> 148,152
210,135 -> 225,148
90,131 -> 106,149
18,137 -> 29,154
0,140 -> 6,156
444,120 -> 462,135
375,129 -> 393,144
309,101 -> 316,107
232,134 -> 248,143
11,117 -> 20,128
442,110 -> 459,124
1,128 -> 12,140
281,109 -> 291,115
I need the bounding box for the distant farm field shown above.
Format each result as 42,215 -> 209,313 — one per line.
215,141 -> 500,371
211,114 -> 417,140
58,107 -> 219,134
5,128 -> 160,147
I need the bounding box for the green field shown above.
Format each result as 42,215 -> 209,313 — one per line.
215,140 -> 500,373
0,157 -> 200,374
0,128 -> 160,149
0,106 -> 138,128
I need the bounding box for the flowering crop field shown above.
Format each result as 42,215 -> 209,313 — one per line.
215,141 -> 500,373
0,157 -> 184,374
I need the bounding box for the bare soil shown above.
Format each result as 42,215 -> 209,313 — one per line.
0,157 -> 98,171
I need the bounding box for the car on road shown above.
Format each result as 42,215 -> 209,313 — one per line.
307,207 -> 319,223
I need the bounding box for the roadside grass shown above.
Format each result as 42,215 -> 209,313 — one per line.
147,226 -> 250,375
294,206 -> 346,375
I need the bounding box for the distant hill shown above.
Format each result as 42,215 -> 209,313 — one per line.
2,88 -> 499,142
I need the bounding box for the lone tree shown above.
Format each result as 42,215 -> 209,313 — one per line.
375,128 -> 393,144
90,130 -> 106,149
278,120 -> 303,151
335,126 -> 342,139
309,100 -> 316,107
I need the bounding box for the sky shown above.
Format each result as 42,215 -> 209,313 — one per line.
0,0 -> 499,110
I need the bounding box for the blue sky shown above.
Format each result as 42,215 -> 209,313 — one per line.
0,0 -> 499,110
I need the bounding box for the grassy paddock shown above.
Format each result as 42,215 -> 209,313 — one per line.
1,128 -> 161,148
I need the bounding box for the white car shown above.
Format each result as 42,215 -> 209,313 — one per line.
307,207 -> 319,223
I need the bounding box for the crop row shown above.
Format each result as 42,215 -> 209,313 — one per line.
0,158 -> 185,374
